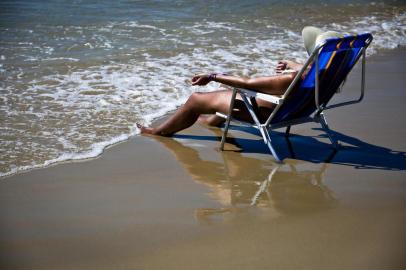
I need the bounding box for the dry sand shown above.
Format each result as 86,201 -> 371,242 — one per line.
1,48 -> 405,270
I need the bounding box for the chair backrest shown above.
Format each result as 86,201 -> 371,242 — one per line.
271,33 -> 373,124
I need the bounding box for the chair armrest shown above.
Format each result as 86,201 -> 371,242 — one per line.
238,88 -> 284,104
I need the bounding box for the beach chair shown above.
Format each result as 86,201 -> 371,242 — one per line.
216,33 -> 373,162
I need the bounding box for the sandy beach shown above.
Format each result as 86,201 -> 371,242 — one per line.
1,47 -> 405,270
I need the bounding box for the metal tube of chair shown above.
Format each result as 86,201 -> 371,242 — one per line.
359,47 -> 366,102
315,48 -> 321,111
220,88 -> 237,150
240,93 -> 270,143
319,113 -> 339,149
263,128 -> 282,163
241,94 -> 262,127
285,126 -> 291,137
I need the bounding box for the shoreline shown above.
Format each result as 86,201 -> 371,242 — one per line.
1,46 -> 405,180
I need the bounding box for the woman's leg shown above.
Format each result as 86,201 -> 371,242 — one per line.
138,89 -> 251,136
197,114 -> 225,127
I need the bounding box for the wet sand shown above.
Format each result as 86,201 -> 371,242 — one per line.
1,48 -> 406,270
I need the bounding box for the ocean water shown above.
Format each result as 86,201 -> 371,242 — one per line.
0,0 -> 405,177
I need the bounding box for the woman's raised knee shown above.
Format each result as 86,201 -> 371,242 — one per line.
188,92 -> 203,103
186,91 -> 217,114
186,92 -> 206,107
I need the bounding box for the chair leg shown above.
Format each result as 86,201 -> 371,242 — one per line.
220,118 -> 231,150
285,125 -> 291,137
262,127 -> 283,163
220,88 -> 238,150
240,93 -> 283,162
318,113 -> 339,149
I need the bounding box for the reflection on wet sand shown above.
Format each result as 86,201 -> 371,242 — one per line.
153,134 -> 337,224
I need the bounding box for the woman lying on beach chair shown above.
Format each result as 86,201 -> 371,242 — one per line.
138,26 -> 341,136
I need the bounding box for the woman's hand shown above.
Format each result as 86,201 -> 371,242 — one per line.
276,60 -> 303,74
191,74 -> 212,86
275,61 -> 288,74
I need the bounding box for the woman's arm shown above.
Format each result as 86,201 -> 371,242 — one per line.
191,72 -> 296,96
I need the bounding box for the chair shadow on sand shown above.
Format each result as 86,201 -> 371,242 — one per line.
173,124 -> 406,171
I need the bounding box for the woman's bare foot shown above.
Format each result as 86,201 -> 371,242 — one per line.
136,123 -> 155,135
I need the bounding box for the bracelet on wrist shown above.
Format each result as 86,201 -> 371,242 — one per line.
208,73 -> 217,81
